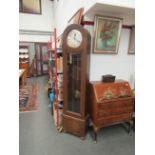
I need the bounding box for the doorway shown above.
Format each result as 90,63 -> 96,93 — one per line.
19,42 -> 49,77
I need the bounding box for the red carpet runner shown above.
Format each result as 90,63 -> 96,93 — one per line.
19,84 -> 38,112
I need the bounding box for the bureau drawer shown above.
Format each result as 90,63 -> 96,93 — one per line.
97,106 -> 133,118
97,113 -> 132,126
98,99 -> 133,109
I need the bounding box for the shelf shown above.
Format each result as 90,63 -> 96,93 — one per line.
83,3 -> 135,25
58,99 -> 63,102
58,80 -> 63,82
54,103 -> 63,109
57,72 -> 63,74
19,61 -> 29,64
48,28 -> 63,129
48,49 -> 55,52
57,48 -> 62,54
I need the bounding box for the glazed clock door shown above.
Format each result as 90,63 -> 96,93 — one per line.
67,53 -> 81,114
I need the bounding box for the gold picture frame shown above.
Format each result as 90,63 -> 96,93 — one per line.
19,0 -> 42,14
128,25 -> 135,54
93,15 -> 122,54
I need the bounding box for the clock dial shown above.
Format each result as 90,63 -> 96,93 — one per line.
67,29 -> 82,48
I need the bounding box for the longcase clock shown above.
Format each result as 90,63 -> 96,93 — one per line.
62,24 -> 91,138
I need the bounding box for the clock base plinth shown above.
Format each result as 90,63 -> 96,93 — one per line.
62,114 -> 89,138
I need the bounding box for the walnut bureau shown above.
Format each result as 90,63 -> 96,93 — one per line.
88,80 -> 134,142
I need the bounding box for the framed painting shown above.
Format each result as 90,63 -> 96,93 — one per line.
93,16 -> 122,54
68,8 -> 84,25
128,25 -> 135,54
19,0 -> 42,14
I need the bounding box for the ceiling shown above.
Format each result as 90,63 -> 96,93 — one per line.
84,3 -> 135,25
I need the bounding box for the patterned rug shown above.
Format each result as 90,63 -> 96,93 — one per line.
19,84 -> 38,112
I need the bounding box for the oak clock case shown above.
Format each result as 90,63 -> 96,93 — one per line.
62,24 -> 91,138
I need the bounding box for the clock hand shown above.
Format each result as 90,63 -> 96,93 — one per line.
74,37 -> 81,43
73,33 -> 75,40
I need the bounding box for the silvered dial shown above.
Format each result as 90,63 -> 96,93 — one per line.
67,29 -> 82,48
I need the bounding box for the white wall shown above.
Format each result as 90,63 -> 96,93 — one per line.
85,25 -> 135,88
53,0 -> 135,88
53,0 -> 134,36
19,0 -> 135,88
19,0 -> 54,42
53,0 -> 95,36
96,0 -> 134,8
19,34 -> 50,43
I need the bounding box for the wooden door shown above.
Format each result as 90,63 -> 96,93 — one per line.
35,43 -> 48,76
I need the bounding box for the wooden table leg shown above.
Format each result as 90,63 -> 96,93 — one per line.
93,125 -> 99,143
128,120 -> 133,135
19,69 -> 27,86
93,132 -> 97,143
